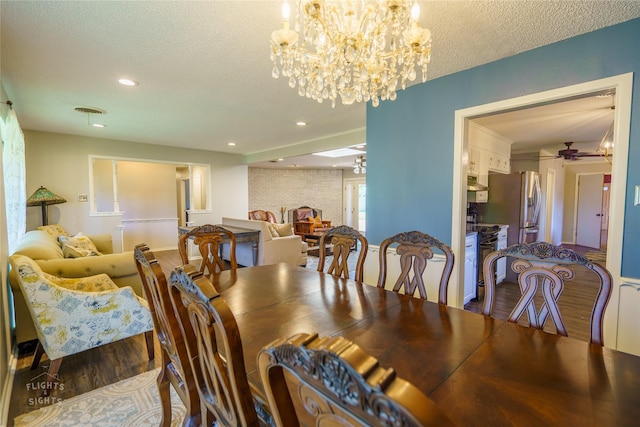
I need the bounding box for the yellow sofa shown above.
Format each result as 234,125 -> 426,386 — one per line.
9,230 -> 142,344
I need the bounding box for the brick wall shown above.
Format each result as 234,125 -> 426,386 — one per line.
248,168 -> 343,224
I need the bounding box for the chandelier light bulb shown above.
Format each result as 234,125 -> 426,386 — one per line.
270,0 -> 432,107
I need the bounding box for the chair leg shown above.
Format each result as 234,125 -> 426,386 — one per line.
30,340 -> 45,370
156,364 -> 172,427
145,330 -> 155,360
47,358 -> 63,379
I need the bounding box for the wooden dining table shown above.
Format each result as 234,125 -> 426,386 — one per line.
207,263 -> 640,426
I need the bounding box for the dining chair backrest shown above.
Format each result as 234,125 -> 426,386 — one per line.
482,241 -> 613,345
317,225 -> 368,282
258,332 -> 455,427
178,224 -> 237,274
377,231 -> 454,304
169,264 -> 259,426
133,243 -> 201,426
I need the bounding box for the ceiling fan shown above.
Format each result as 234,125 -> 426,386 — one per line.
553,141 -> 603,160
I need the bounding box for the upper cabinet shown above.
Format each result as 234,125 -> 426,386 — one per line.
468,122 -> 513,180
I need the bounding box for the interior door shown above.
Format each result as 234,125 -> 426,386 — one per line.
576,173 -> 604,249
343,179 -> 366,231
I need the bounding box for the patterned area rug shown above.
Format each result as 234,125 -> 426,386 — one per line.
14,369 -> 186,426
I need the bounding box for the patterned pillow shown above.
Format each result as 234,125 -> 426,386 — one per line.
37,224 -> 69,240
267,223 -> 280,238
58,232 -> 102,258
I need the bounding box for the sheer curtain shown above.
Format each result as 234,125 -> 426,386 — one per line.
1,109 -> 26,254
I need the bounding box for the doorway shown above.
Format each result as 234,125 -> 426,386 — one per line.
575,173 -> 606,249
451,73 -> 632,350
344,178 -> 366,232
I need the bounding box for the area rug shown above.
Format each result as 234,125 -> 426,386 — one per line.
14,368 -> 186,426
584,250 -> 607,263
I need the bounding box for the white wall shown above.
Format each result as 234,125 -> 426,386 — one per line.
23,130 -> 248,249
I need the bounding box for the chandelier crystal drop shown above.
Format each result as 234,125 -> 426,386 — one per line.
270,0 -> 432,108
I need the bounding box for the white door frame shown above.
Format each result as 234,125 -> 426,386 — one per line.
544,168 -> 556,243
451,73 -> 632,350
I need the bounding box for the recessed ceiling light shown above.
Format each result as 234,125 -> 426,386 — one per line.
92,123 -> 106,128
227,142 -> 236,146
296,121 -> 307,126
118,78 -> 139,86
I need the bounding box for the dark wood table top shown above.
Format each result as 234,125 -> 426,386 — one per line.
209,263 -> 640,426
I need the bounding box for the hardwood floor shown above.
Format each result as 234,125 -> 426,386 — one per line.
7,250 -> 183,425
8,246 -> 605,424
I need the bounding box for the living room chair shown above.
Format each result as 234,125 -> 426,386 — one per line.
9,254 -> 154,381
288,206 -> 332,236
248,210 -> 278,223
258,332 -> 455,427
178,224 -> 237,275
482,241 -> 613,345
168,264 -> 267,426
377,230 -> 454,304
317,225 -> 368,282
134,244 -> 202,427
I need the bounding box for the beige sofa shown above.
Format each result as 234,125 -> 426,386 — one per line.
9,230 -> 142,344
221,217 -> 307,266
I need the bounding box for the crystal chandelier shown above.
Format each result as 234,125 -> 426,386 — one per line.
354,155 -> 366,174
270,1 -> 432,107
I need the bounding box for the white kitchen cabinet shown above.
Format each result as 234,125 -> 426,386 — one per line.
487,152 -> 511,174
464,233 -> 478,304
468,122 -> 512,185
496,226 -> 508,283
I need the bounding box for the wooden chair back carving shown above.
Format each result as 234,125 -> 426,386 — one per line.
377,231 -> 454,304
317,225 -> 368,282
249,210 -> 277,223
482,242 -> 612,345
169,264 -> 259,426
258,332 -> 455,427
134,243 -> 201,426
178,224 -> 237,275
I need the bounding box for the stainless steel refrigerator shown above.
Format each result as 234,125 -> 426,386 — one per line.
478,171 -> 542,247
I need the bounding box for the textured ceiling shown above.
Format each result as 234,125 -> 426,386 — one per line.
1,1 -> 639,168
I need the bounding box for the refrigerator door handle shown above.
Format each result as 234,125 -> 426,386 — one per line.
531,173 -> 542,226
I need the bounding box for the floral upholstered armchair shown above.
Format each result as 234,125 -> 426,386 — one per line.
9,254 -> 154,380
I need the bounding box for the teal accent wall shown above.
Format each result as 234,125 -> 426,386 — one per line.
367,18 -> 640,278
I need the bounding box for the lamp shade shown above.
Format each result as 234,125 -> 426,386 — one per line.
27,186 -> 66,226
26,186 -> 66,206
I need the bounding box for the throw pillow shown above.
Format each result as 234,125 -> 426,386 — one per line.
273,223 -> 293,237
311,215 -> 323,227
38,224 -> 69,240
62,244 -> 93,258
59,232 -> 102,258
267,223 -> 280,238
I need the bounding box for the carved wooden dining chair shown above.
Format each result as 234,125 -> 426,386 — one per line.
317,225 -> 368,282
169,264 -> 265,426
134,244 -> 201,427
482,241 -> 612,345
377,231 -> 454,304
258,332 -> 455,427
178,224 -> 237,275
